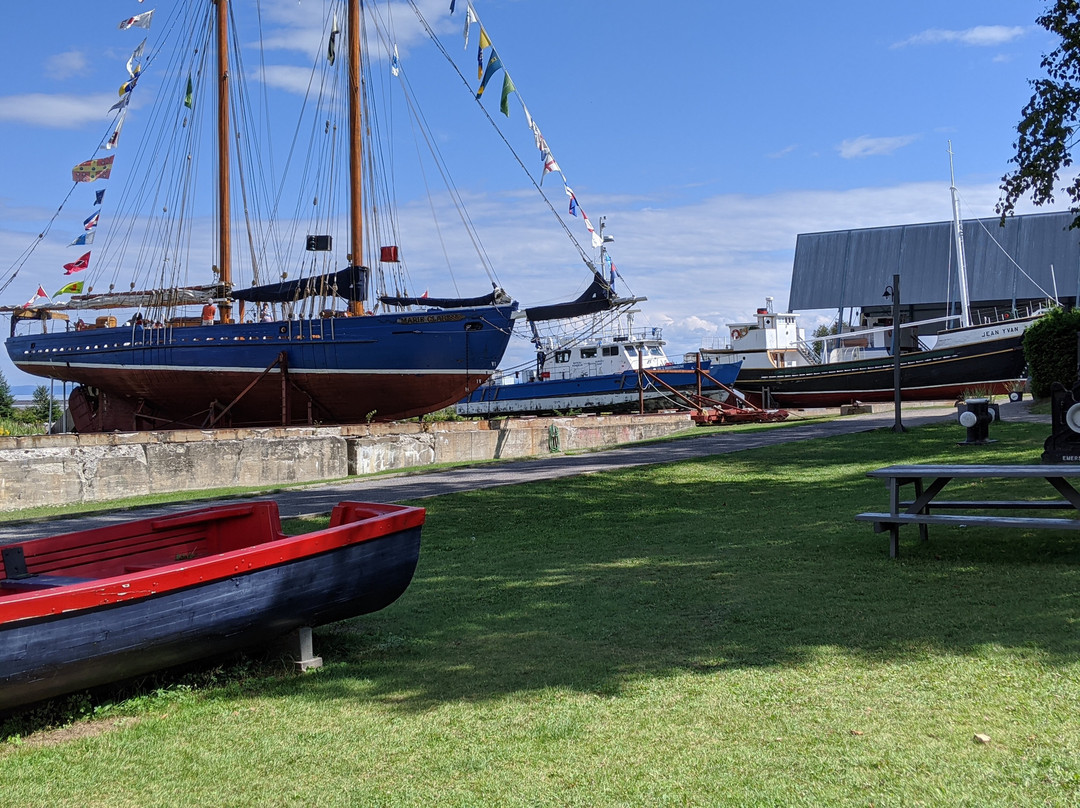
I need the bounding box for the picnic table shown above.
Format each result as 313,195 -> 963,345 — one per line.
855,464 -> 1080,558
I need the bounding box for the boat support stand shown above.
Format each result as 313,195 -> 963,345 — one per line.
640,364 -> 788,424
274,626 -> 324,673
206,352 -> 330,428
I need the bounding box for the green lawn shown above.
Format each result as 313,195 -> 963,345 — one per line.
2,419 -> 1079,806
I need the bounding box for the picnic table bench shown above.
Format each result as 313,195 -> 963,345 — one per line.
855,464 -> 1080,558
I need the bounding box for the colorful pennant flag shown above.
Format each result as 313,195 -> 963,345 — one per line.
72,156 -> 114,183
83,212 -> 100,231
118,67 -> 141,97
477,28 -> 491,79
499,73 -> 515,116
464,5 -> 477,49
564,185 -> 603,248
118,9 -> 155,30
541,145 -> 560,179
104,110 -> 126,149
54,281 -> 85,297
476,48 -> 502,98
63,252 -> 91,275
109,93 -> 130,113
391,44 -> 400,77
68,231 -> 95,247
21,286 -> 48,309
604,254 -> 620,285
94,189 -> 106,205
126,38 -> 146,77
581,209 -> 603,248
184,74 -> 193,109
327,15 -> 339,65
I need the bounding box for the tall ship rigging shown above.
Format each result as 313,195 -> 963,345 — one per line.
2,0 -> 630,432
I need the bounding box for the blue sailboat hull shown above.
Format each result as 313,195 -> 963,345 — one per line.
7,305 -> 517,430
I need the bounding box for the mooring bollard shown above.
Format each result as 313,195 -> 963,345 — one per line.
957,398 -> 996,445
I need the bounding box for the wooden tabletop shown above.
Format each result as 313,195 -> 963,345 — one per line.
868,464 -> 1080,479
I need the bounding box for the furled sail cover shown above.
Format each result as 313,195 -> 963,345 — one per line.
524,272 -> 614,322
379,284 -> 512,310
232,266 -> 368,303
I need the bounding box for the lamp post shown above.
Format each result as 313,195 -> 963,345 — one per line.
883,274 -> 905,433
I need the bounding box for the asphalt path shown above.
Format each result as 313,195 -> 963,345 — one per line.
0,405 -> 976,544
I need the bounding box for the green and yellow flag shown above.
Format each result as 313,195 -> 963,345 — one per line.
54,281 -> 84,297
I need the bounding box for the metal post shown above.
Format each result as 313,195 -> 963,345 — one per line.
891,273 -> 905,433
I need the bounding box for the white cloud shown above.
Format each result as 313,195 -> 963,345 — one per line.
44,51 -> 88,80
767,145 -> 798,159
893,25 -> 1027,49
259,65 -> 321,96
838,134 -> 919,159
0,93 -> 119,128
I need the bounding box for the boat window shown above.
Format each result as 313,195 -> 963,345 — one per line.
625,346 -> 637,357
648,347 -> 663,356
554,350 -> 571,363
580,347 -> 597,359
602,346 -> 618,356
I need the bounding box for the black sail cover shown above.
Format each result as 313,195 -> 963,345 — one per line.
232,266 -> 368,303
379,291 -> 503,309
524,272 -> 614,322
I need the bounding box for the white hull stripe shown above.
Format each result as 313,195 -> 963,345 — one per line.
14,361 -> 483,376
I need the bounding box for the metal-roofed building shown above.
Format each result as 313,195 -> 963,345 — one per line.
788,210 -> 1079,328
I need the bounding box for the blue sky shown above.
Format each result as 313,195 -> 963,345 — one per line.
0,0 -> 1070,389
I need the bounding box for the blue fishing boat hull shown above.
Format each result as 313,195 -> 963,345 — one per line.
456,360 -> 742,416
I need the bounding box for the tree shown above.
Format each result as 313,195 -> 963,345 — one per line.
0,370 -> 14,419
28,385 -> 58,423
1022,306 -> 1080,397
998,1 -> 1080,228
811,322 -> 838,359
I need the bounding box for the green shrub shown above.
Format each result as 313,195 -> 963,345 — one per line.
1022,306 -> 1080,397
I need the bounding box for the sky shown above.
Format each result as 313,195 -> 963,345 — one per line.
0,0 -> 1073,390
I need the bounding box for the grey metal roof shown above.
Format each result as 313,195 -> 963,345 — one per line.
789,210 -> 1080,311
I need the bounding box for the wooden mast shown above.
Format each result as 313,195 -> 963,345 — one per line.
347,0 -> 364,315
216,0 -> 232,323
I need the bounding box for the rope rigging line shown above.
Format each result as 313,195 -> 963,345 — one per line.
406,0 -> 595,271
364,2 -> 501,298
957,188 -> 1057,302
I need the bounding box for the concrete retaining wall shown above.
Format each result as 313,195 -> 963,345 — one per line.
0,413 -> 693,511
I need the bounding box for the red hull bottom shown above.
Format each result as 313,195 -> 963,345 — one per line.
58,369 -> 491,432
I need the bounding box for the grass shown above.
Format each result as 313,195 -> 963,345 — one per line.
2,418 -> 1079,806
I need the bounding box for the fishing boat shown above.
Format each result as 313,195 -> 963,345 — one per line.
694,146 -> 1045,409
458,312 -> 741,416
694,297 -> 1038,408
0,500 -> 424,712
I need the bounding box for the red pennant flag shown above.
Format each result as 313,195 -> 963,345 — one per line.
63,252 -> 91,275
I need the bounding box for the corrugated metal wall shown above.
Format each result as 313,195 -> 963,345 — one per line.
789,211 -> 1079,311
